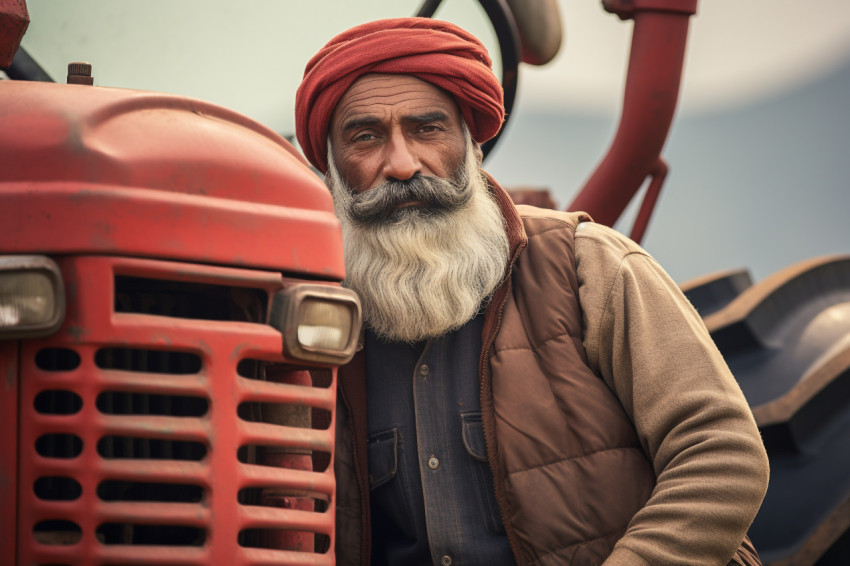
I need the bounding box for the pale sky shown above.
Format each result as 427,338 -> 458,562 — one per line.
19,0 -> 850,130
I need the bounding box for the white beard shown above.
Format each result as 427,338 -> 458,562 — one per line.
325,138 -> 510,343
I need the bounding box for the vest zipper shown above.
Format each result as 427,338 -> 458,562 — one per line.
479,250 -> 526,565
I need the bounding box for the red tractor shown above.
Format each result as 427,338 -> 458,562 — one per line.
2,1 -> 849,565
1,2 -> 361,564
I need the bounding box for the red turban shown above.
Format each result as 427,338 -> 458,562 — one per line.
295,17 -> 505,173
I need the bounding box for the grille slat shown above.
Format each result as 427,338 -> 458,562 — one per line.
96,372 -> 209,396
98,417 -> 210,441
99,459 -> 209,482
96,501 -> 212,524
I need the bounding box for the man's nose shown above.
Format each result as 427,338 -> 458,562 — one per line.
382,135 -> 419,181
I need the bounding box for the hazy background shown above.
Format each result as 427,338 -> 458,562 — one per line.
15,0 -> 850,283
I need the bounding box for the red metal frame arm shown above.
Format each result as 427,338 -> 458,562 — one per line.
629,156 -> 667,243
568,1 -> 697,242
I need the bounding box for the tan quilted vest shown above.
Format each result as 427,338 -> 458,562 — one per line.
481,205 -> 655,565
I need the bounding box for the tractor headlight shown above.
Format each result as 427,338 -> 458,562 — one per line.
271,284 -> 361,365
0,256 -> 65,339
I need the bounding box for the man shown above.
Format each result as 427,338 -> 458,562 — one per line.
295,17 -> 769,566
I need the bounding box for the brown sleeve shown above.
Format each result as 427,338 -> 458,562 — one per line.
575,222 -> 769,566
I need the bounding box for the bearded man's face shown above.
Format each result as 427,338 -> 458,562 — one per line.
326,74 -> 509,343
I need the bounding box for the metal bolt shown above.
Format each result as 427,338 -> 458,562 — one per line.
67,61 -> 93,85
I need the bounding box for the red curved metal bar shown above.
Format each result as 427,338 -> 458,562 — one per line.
568,1 -> 697,243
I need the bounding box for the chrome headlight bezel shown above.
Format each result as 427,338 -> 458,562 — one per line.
0,255 -> 65,340
270,284 -> 361,365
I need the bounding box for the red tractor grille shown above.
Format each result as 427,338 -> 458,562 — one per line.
17,256 -> 336,565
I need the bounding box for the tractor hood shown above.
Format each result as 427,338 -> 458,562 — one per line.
0,80 -> 344,280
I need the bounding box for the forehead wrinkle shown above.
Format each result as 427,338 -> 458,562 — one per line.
342,87 -> 444,110
338,75 -> 454,111
338,95 -> 455,130
336,91 -> 408,129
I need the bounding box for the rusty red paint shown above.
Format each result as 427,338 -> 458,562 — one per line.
0,0 -> 29,68
0,80 -> 344,279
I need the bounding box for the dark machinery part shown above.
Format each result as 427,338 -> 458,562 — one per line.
683,256 -> 850,565
5,45 -> 53,81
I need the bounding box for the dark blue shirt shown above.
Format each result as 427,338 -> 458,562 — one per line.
365,314 -> 516,566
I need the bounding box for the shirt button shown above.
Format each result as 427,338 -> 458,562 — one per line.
419,364 -> 430,376
428,456 -> 440,470
441,555 -> 452,566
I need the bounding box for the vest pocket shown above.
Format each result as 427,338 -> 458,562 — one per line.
367,428 -> 398,490
461,412 -> 507,535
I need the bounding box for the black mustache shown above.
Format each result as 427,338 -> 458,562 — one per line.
347,173 -> 473,225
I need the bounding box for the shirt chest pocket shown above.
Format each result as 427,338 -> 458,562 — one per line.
367,427 -> 421,531
367,428 -> 398,490
461,412 -> 507,536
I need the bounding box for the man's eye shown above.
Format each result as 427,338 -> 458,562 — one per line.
418,125 -> 440,133
353,133 -> 375,142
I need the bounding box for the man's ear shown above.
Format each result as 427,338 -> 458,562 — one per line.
473,142 -> 484,166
